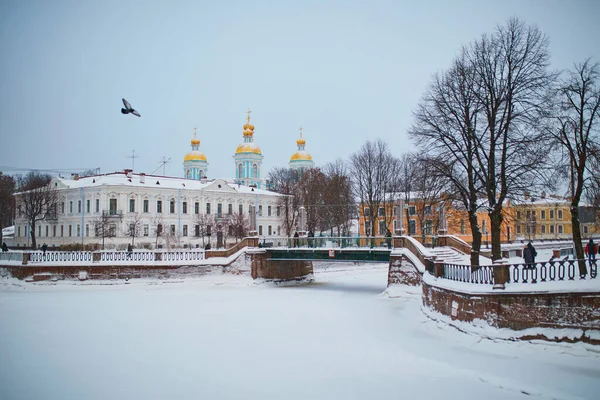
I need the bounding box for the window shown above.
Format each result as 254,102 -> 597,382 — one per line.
109,224 -> 116,236
53,225 -> 56,237
378,207 -> 385,217
408,220 -> 416,235
206,203 -> 211,214
129,199 -> 135,213
183,202 -> 187,214
268,225 -> 272,235
129,224 -> 135,236
267,205 -> 271,217
258,225 -> 263,235
558,225 -> 563,234
277,206 -> 280,217
170,225 -> 176,235
143,199 -> 149,213
78,200 -> 81,213
460,219 -> 466,234
61,202 -> 65,214
550,210 -> 554,219
424,220 -> 433,235
541,210 -> 546,219
558,210 -> 563,220
517,225 -> 521,234
584,225 -> 589,234
194,225 -> 199,237
45,225 -> 48,237
77,224 -> 80,237
364,207 -> 371,217
38,226 -> 41,238
526,210 -> 530,219
109,198 -> 117,214
143,224 -> 149,236
183,225 -> 188,237
86,224 -> 89,237
238,163 -> 243,178
252,164 -> 258,178
365,221 -> 371,236
393,206 -> 397,216
217,203 -> 222,217
550,225 -> 555,234
379,221 -> 387,235
69,201 -> 73,213
408,206 -> 416,216
229,204 -> 233,215
239,204 -> 243,215
258,205 -> 263,216
170,199 -> 175,214
277,226 -> 281,235
482,220 -> 487,233
60,225 -> 64,237
195,202 -> 199,214
393,220 -> 397,231
95,199 -> 99,213
207,225 -> 212,236
86,199 -> 90,213
157,224 -> 163,235
541,225 -> 546,234
17,226 -> 20,237
516,211 -> 521,220
157,200 -> 162,213
68,225 -> 72,237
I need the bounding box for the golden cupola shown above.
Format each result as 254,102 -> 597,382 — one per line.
183,127 -> 209,180
236,111 -> 262,155
184,128 -> 207,161
290,127 -> 313,162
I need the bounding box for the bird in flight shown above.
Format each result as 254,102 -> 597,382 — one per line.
121,98 -> 141,117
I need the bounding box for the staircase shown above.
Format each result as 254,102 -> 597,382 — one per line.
428,247 -> 468,264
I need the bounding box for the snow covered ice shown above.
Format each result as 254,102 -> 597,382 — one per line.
1,264 -> 599,400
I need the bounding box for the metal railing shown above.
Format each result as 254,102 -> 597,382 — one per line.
102,210 -> 123,217
0,252 -> 24,262
443,264 -> 495,284
258,236 -> 393,249
30,251 -> 93,263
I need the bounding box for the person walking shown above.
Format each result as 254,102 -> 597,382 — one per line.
523,241 -> 537,270
586,238 -> 596,265
308,230 -> 314,248
127,243 -> 133,259
2,242 -> 8,252
293,231 -> 299,248
41,243 -> 48,255
385,229 -> 392,249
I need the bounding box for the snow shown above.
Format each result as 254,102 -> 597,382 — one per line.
1,265 -> 599,400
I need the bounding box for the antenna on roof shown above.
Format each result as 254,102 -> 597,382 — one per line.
128,150 -> 139,171
152,157 -> 171,175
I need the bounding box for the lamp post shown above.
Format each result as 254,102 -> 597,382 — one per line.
484,229 -> 489,249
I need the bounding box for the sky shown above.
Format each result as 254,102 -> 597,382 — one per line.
1,0 -> 599,180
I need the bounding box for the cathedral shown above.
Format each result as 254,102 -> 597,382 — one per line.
182,111 -> 315,185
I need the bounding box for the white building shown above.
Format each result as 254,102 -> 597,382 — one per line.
13,171 -> 285,249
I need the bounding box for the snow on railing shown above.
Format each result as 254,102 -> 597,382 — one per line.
29,251 -> 93,263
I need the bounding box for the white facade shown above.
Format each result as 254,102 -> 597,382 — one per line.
13,171 -> 285,249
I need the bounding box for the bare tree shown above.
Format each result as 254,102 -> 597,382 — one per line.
468,18 -> 556,260
229,211 -> 250,242
194,213 -> 214,248
322,160 -> 354,236
349,139 -> 400,239
94,212 -> 118,250
0,173 -> 16,244
411,157 -> 447,245
552,59 -> 600,276
15,172 -> 57,248
398,153 -> 418,236
268,167 -> 301,236
124,212 -> 144,247
297,168 -> 327,233
410,51 -> 486,265
150,215 -> 164,249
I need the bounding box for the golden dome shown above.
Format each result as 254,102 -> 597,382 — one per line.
184,152 -> 207,161
290,151 -> 312,161
243,128 -> 254,137
243,123 -> 255,131
296,138 -> 306,146
236,143 -> 262,155
190,128 -> 200,145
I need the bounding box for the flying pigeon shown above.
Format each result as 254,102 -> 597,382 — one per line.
121,98 -> 141,117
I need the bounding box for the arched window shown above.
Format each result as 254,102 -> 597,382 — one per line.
238,164 -> 243,178
252,164 -> 258,178
199,170 -> 204,179
186,170 -> 191,179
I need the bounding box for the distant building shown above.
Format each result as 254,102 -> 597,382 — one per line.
288,127 -> 314,174
183,128 -> 208,180
233,111 -> 264,188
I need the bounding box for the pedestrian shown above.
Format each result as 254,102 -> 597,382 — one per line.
127,243 -> 133,259
2,242 -> 8,252
523,241 -> 537,270
293,231 -> 299,248
385,229 -> 392,249
586,238 -> 596,264
41,243 -> 48,255
308,230 -> 314,248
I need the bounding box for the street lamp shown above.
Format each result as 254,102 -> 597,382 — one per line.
484,229 -> 489,249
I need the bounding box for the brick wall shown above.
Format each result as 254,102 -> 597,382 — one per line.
250,251 -> 313,281
388,254 -> 422,286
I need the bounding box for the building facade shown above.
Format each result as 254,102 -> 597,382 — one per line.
13,171 -> 284,249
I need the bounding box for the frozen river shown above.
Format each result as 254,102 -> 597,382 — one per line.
1,264 -> 599,400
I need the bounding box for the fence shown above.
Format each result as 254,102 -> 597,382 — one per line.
439,259 -> 598,285
258,236 -> 393,249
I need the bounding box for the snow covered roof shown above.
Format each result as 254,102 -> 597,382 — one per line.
49,171 -> 280,197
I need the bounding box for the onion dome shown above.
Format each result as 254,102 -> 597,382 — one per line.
184,128 -> 207,161
290,127 -> 312,161
236,110 -> 262,154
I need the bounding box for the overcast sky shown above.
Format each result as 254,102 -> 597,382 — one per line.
1,0 -> 598,179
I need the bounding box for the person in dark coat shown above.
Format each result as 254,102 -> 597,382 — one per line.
2,242 -> 8,252
586,238 -> 596,264
127,243 -> 133,259
523,241 -> 537,269
308,230 -> 314,248
385,229 -> 392,249
293,231 -> 299,248
41,243 -> 48,255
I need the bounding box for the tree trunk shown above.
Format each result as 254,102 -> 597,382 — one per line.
571,204 -> 587,277
30,225 -> 37,248
469,212 -> 481,266
489,209 -> 503,261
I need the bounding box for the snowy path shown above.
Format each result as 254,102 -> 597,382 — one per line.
0,265 -> 599,400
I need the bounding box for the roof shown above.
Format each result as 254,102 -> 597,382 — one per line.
47,172 -> 280,197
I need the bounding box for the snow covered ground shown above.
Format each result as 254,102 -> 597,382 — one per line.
1,264 -> 599,400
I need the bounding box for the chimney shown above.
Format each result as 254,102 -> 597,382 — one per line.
140,173 -> 145,184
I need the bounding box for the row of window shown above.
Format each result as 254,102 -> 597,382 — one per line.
515,209 -> 564,220
365,219 -> 426,236
364,205 -> 430,217
516,224 -> 565,235
16,223 -> 282,238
